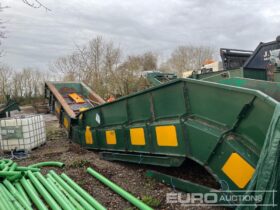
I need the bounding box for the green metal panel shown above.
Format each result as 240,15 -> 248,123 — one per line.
244,69 -> 267,80
127,94 -> 151,123
152,82 -> 186,119
101,101 -> 127,125
184,117 -> 224,164
81,109 -> 101,128
218,77 -> 280,102
273,71 -> 280,82
186,81 -> 256,126
235,98 -> 275,152
71,126 -> 81,145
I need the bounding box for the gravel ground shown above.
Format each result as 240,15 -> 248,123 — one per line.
12,107 -> 228,210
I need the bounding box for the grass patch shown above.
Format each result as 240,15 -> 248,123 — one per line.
141,195 -> 161,208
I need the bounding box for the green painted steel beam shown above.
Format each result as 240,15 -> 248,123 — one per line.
100,152 -> 185,167
146,170 -> 215,194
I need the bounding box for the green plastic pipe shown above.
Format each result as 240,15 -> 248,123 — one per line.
8,163 -> 17,171
20,177 -> 48,210
45,175 -> 77,210
1,164 -> 9,171
1,183 -> 24,210
49,170 -> 95,210
0,184 -> 17,210
27,179 -> 40,197
47,174 -> 85,210
0,171 -> 23,182
0,163 -> 4,170
7,173 -> 23,182
87,167 -> 153,210
16,166 -> 40,172
34,172 -> 75,210
0,171 -> 23,177
3,180 -> 32,210
1,159 -> 13,171
26,179 -> 40,197
14,182 -> 32,206
0,188 -> 10,210
27,170 -> 62,210
29,161 -> 65,168
0,160 -> 5,166
3,159 -> 13,166
61,173 -> 106,210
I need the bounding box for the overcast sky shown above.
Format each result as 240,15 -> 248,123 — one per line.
1,0 -> 280,70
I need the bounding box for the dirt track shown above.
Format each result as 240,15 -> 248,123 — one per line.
13,107 -> 227,210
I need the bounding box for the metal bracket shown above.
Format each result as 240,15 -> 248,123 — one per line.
205,96 -> 256,165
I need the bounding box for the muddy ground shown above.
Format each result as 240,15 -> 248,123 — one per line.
11,106 -> 227,210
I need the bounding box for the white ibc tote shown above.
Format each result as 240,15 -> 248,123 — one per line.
0,115 -> 46,151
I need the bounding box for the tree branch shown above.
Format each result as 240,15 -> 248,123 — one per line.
22,0 -> 51,11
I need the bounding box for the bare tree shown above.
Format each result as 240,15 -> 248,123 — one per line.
52,36 -> 205,97
142,51 -> 158,70
51,36 -> 122,97
11,71 -> 24,98
0,64 -> 12,102
9,68 -> 48,102
107,53 -> 155,96
51,36 -> 158,97
165,45 -> 214,76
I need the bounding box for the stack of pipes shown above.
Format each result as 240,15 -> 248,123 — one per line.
0,159 -> 106,210
0,159 -> 153,210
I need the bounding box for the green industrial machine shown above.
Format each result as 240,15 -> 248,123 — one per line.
46,77 -> 280,208
143,71 -> 177,86
0,96 -> 20,118
191,36 -> 280,84
191,68 -> 243,82
45,81 -> 105,132
44,37 -> 280,209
